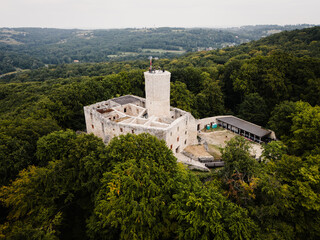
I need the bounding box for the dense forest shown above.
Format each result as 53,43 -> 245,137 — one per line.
0,24 -> 315,75
0,26 -> 319,239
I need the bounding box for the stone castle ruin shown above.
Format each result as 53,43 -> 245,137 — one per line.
84,68 -> 276,170
84,70 -> 198,155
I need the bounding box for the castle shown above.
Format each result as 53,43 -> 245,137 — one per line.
84,70 -> 198,155
84,69 -> 276,161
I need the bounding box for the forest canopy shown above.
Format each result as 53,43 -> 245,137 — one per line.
0,24 -> 316,75
0,26 -> 319,239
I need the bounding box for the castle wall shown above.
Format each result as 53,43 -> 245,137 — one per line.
165,113 -> 197,154
187,114 -> 198,145
85,102 -> 198,155
84,105 -> 107,141
85,105 -> 167,144
196,116 -> 233,131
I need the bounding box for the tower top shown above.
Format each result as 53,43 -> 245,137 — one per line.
145,70 -> 169,75
148,56 -> 163,73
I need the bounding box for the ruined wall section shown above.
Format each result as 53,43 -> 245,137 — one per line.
84,104 -> 108,142
84,95 -> 198,155
165,108 -> 197,154
186,113 -> 198,145
84,100 -> 168,145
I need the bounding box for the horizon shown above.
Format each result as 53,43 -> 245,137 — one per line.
0,23 -> 317,31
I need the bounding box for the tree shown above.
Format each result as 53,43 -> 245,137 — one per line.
195,72 -> 225,118
252,154 -> 320,239
0,130 -> 109,240
88,133 -> 256,240
87,133 -> 178,240
289,104 -> 320,156
232,62 -> 258,96
220,59 -> 243,112
0,117 -> 60,186
221,136 -> 260,205
170,81 -> 195,114
170,67 -> 204,94
45,78 -> 110,130
170,174 -> 257,240
238,93 -> 268,126
268,101 -> 299,140
261,141 -> 287,162
302,78 -> 320,106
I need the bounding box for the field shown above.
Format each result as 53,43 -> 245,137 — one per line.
141,48 -> 186,54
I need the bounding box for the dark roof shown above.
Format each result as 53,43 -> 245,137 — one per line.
216,116 -> 271,137
111,95 -> 141,105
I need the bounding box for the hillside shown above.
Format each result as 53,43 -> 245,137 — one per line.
0,26 -> 320,240
178,26 -> 320,66
2,26 -> 319,83
0,24 -> 315,75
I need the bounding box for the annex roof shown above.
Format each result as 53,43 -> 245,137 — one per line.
216,116 -> 271,138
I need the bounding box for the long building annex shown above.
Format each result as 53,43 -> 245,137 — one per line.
216,116 -> 276,143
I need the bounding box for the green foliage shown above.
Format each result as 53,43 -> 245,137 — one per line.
170,174 -> 256,240
252,154 -> 320,239
0,26 -> 319,240
221,136 -> 260,205
231,52 -> 320,109
171,67 -> 205,93
44,77 -> 111,129
0,130 -> 109,240
261,141 -> 287,162
238,93 -> 268,126
268,101 -> 300,140
221,136 -> 258,183
88,133 -> 256,240
195,72 -> 225,118
269,101 -> 320,156
88,134 -> 177,240
0,166 -> 64,240
289,104 -> 320,156
170,81 -> 195,113
101,70 -> 145,97
0,117 -> 60,186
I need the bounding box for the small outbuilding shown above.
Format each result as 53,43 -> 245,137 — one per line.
216,116 -> 276,143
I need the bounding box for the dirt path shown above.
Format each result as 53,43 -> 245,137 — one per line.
184,145 -> 212,157
0,69 -> 28,79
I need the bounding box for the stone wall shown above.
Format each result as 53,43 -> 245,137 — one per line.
197,115 -> 234,131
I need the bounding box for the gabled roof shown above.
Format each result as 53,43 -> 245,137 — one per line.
216,116 -> 271,137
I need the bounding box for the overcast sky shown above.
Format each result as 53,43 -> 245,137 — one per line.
1,0 -> 319,29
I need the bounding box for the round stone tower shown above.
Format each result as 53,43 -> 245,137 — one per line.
144,70 -> 171,118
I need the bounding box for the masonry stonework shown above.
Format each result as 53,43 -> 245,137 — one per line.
144,71 -> 171,118
84,70 -> 197,155
84,70 -> 276,158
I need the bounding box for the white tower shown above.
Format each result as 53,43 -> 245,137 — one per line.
144,70 -> 171,118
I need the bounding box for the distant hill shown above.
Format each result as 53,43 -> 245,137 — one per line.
2,26 -> 320,83
177,26 -> 320,67
0,24 -> 316,75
